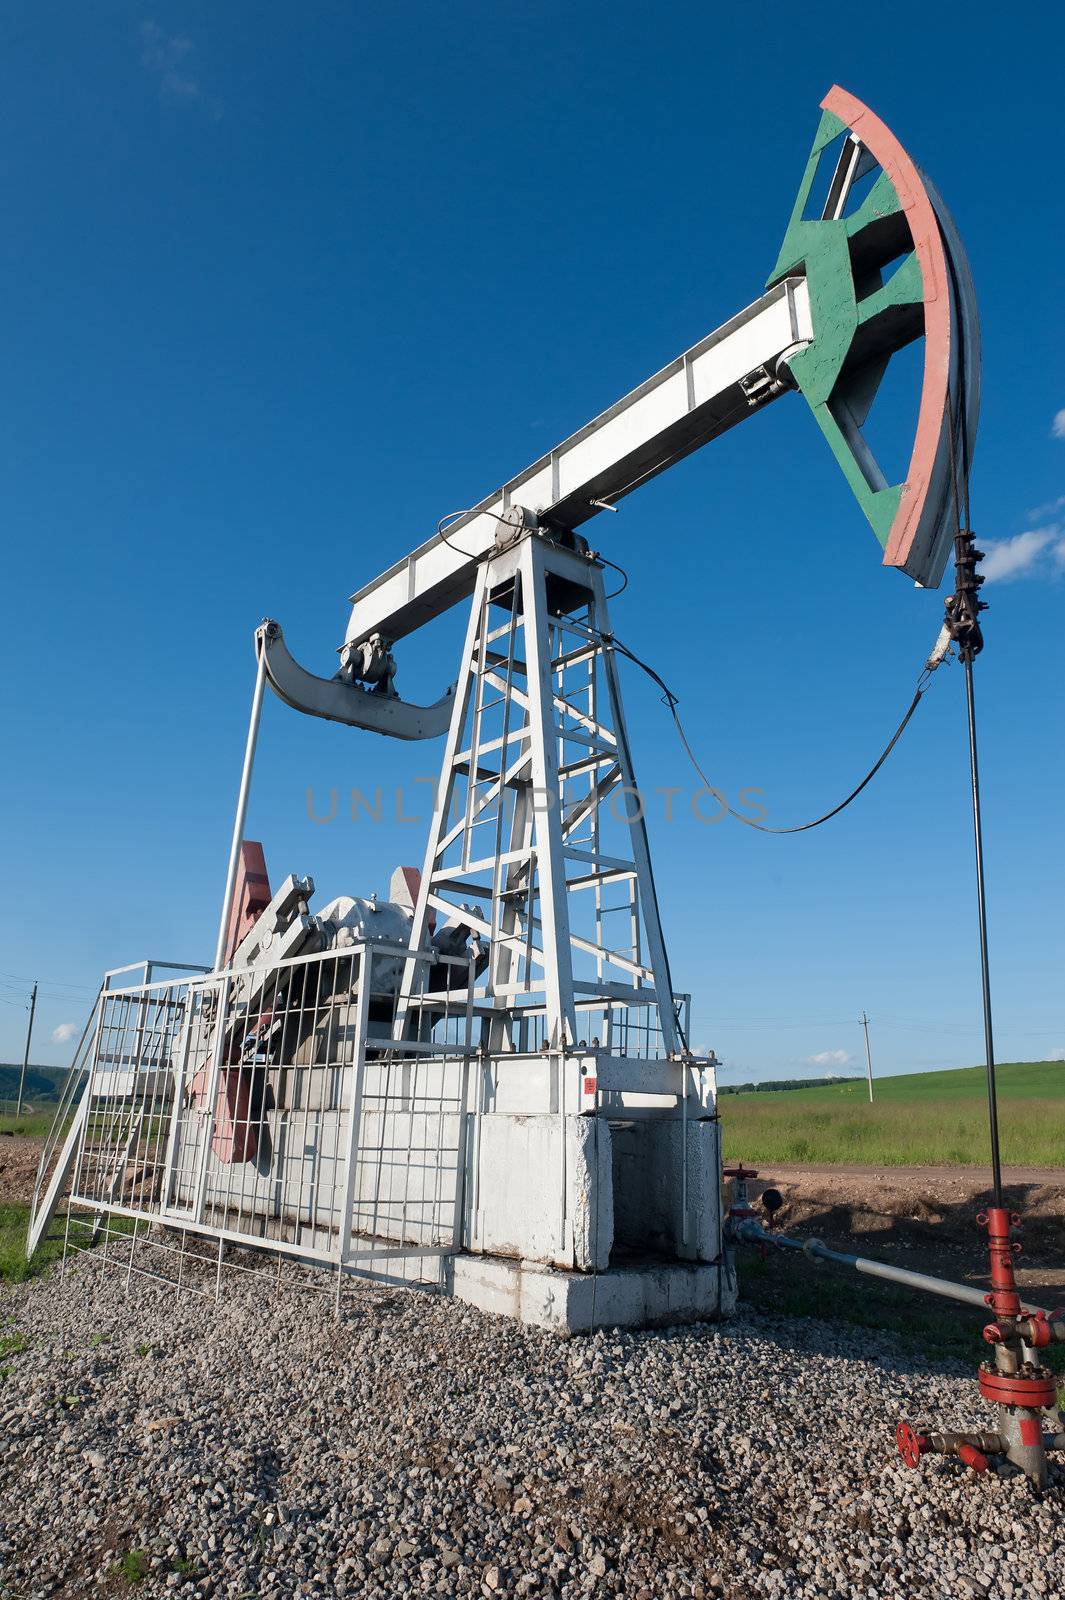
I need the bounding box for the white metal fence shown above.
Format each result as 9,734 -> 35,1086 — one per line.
33,940 -> 698,1305
61,942 -> 474,1295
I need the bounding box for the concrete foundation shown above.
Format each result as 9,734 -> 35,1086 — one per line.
128,1034 -> 729,1330
447,1251 -> 738,1333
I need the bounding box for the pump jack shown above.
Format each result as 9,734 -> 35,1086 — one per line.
32,89 -> 1062,1483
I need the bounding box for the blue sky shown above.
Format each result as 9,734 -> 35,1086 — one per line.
1,2 -> 1062,1085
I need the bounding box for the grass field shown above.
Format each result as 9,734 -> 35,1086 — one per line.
0,1201 -> 68,1282
0,1109 -> 61,1138
720,1059 -> 1065,1167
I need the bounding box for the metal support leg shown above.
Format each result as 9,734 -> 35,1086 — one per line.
213,644 -> 267,973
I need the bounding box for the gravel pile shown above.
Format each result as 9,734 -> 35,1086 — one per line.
1,1252 -> 1062,1599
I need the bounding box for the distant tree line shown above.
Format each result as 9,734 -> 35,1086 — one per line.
718,1075 -> 859,1095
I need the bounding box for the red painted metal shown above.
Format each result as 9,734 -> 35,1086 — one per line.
981,1205 -> 1023,1319
222,840 -> 272,968
1026,1313 -> 1053,1349
391,864 -> 436,932
187,842 -> 273,1165
891,1204 -> 1062,1485
977,1366 -> 1058,1410
187,1057 -> 265,1166
209,1066 -> 260,1165
895,1422 -> 925,1468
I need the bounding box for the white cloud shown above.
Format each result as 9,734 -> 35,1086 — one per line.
1052,410 -> 1065,439
140,21 -> 203,104
805,1049 -> 853,1068
51,1022 -> 77,1044
1028,493 -> 1065,519
980,527 -> 1062,583
1049,1048 -> 1065,1062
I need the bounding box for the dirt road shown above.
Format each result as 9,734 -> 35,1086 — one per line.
732,1160 -> 1065,1304
760,1161 -> 1064,1186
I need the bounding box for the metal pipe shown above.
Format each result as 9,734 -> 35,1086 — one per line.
964,654 -> 1003,1209
213,642 -> 267,973
733,1220 -> 1048,1317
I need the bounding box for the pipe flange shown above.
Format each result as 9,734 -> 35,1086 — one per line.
978,1365 -> 1058,1409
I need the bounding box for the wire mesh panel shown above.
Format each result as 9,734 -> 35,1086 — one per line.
73,985 -> 190,1218
512,994 -> 691,1059
66,943 -> 474,1294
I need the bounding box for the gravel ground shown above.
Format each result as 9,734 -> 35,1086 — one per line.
1,1253 -> 1062,1600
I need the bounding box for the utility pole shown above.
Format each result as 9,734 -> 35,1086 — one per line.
860,1010 -> 874,1103
15,981 -> 38,1118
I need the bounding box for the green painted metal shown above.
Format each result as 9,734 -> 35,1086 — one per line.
769,110 -> 923,551
767,107 -> 848,286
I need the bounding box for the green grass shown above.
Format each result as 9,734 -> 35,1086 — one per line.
0,1202 -> 67,1282
721,1059 -> 1065,1167
0,1201 -> 135,1284
0,1109 -> 64,1138
110,1550 -> 150,1586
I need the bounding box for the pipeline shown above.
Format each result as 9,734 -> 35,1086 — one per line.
731,1217 -> 1053,1320
727,1185 -> 1065,1489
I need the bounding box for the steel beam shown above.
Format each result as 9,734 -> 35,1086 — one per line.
345,278 -> 810,647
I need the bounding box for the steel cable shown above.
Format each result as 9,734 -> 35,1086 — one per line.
581,626 -> 936,835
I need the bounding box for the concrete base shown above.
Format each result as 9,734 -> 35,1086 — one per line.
447,1251 -> 737,1334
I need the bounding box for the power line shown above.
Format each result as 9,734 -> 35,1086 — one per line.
0,969 -> 96,991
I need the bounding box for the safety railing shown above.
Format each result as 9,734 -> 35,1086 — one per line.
30,961 -> 210,1248
63,941 -> 475,1295
473,991 -> 692,1057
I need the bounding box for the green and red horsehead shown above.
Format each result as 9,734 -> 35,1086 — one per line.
772,85 -> 980,589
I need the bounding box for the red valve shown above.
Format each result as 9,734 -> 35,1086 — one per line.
1026,1313 -> 1052,1349
957,1444 -> 989,1474
895,1422 -> 925,1469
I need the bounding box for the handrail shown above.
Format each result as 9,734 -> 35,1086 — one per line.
32,987 -> 102,1210
30,956 -> 207,1230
